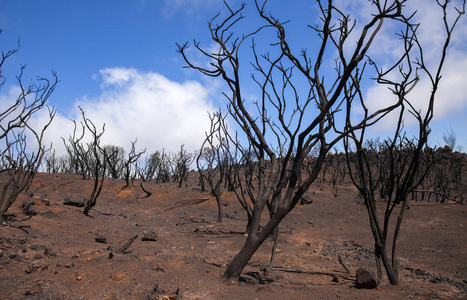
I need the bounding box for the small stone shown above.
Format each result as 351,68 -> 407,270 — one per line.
74,274 -> 84,281
40,195 -> 50,205
95,235 -> 107,244
141,230 -> 158,241
44,247 -> 57,257
30,244 -> 41,251
300,196 -> 313,205
332,274 -> 340,283
64,261 -> 74,268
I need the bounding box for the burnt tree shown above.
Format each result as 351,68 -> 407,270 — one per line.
63,107 -> 108,216
0,32 -> 57,218
178,0 -> 458,281
343,0 -> 464,285
197,111 -> 232,223
122,139 -> 146,189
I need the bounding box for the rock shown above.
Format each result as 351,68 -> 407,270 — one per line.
8,253 -> 18,260
63,196 -> 86,207
30,244 -> 43,251
300,196 -> 313,205
355,268 -> 378,289
64,261 -> 74,268
24,283 -> 42,296
40,195 -> 50,205
95,235 -> 107,244
74,273 -> 84,281
44,247 -> 57,257
22,200 -> 37,216
141,230 -> 158,241
332,274 -> 340,283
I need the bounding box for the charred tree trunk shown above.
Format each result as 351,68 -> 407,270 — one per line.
223,212 -> 284,280
215,194 -> 223,223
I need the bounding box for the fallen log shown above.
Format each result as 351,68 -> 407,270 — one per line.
117,234 -> 138,253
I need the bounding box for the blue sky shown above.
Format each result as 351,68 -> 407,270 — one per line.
1,0 -> 466,155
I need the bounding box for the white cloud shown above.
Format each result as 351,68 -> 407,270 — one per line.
347,0 -> 467,137
0,85 -> 22,116
32,67 -> 216,156
360,50 -> 467,127
407,51 -> 467,120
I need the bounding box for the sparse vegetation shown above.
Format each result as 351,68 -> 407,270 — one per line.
0,1 -> 466,297
197,111 -> 232,223
178,0 -> 465,282
0,31 -> 57,218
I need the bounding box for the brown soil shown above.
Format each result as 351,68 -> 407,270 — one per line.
1,172 -> 466,299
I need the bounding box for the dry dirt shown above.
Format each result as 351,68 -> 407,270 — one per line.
0,172 -> 466,299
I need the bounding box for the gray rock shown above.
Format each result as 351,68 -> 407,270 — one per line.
300,196 -> 313,205
63,196 -> 85,207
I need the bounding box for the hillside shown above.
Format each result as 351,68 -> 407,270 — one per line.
0,172 -> 466,299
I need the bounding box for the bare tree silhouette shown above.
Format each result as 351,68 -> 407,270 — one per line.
178,0 -> 464,281
0,31 -> 57,218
